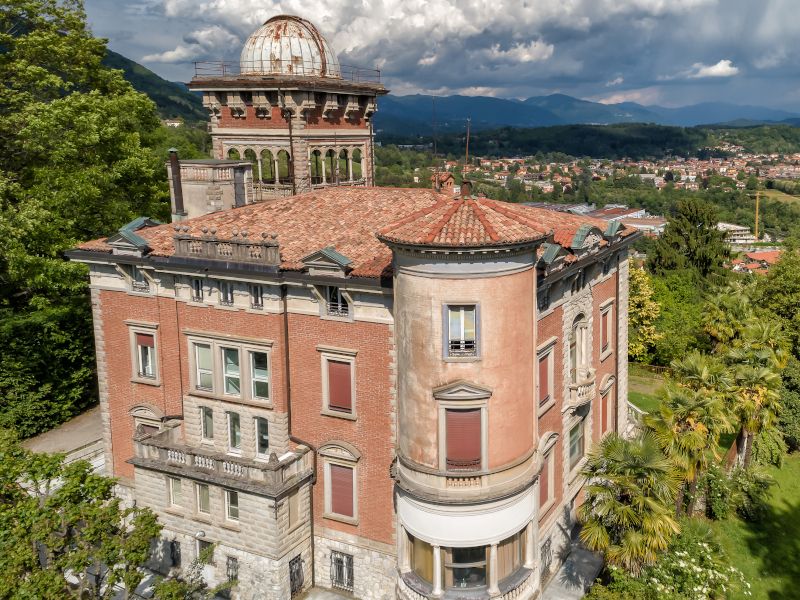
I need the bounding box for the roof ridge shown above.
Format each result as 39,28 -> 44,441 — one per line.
423,198 -> 465,244
377,196 -> 449,235
467,199 -> 500,242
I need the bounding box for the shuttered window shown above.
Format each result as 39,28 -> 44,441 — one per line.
601,310 -> 609,351
136,333 -> 154,347
538,354 -> 550,406
328,361 -> 352,413
602,393 -> 608,434
540,453 -> 550,507
446,409 -> 481,471
330,464 -> 354,517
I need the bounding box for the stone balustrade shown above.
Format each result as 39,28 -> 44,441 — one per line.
172,229 -> 281,266
130,423 -> 312,496
567,368 -> 596,410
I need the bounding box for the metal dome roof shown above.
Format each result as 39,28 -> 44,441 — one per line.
240,15 -> 340,78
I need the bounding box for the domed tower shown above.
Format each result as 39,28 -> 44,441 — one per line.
188,15 -> 386,200
378,191 -> 550,598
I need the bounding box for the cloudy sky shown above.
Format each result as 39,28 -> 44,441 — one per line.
84,0 -> 800,110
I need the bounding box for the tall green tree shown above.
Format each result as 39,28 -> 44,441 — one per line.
646,198 -> 731,283
0,0 -> 170,436
0,430 -> 162,599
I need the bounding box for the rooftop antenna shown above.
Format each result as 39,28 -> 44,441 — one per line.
433,94 -> 439,191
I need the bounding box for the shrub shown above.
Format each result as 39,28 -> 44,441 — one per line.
702,465 -> 735,521
751,427 -> 787,468
730,466 -> 774,522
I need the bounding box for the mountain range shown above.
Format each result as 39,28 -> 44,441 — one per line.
101,49 -> 800,134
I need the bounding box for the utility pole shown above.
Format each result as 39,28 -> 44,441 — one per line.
755,191 -> 760,240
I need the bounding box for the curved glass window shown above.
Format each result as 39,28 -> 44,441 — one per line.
445,546 -> 487,589
411,536 -> 434,584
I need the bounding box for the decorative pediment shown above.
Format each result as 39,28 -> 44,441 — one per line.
301,246 -> 353,277
128,403 -> 165,421
432,379 -> 493,401
571,225 -> 605,252
538,431 -> 559,455
319,440 -> 362,462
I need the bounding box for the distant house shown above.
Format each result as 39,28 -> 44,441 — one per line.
717,222 -> 755,245
744,251 -> 782,270
162,119 -> 182,128
430,171 -> 455,192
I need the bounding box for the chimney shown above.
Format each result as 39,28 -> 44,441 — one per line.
168,147 -> 186,222
460,179 -> 472,198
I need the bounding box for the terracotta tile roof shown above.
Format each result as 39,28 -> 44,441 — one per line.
75,187 -> 636,279
744,250 -> 781,264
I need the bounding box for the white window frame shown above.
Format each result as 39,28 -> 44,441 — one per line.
126,320 -> 160,386
444,303 -> 479,360
569,420 -> 585,471
196,483 -> 211,515
325,285 -> 350,318
201,406 -> 214,441
185,332 -> 274,405
250,350 -> 270,401
599,299 -> 614,361
169,477 -> 183,508
130,265 -> 150,293
323,459 -> 358,525
540,450 -> 555,510
225,489 -> 239,521
600,376 -> 616,435
191,278 -> 204,303
195,343 -> 214,392
219,280 -> 234,306
221,346 -> 242,398
537,336 -> 557,415
249,284 -> 264,309
255,417 -> 270,458
227,411 -> 242,453
318,345 -> 358,420
569,315 -> 589,384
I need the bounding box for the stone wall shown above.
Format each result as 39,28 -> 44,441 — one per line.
314,533 -> 397,600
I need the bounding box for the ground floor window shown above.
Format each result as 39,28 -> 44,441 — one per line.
331,551 -> 354,592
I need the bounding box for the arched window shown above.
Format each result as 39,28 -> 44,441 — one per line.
227,148 -> 241,160
569,314 -> 588,384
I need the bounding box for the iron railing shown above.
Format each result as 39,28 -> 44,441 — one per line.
194,60 -> 381,83
289,555 -> 304,597
326,302 -> 349,318
137,370 -> 156,380
449,339 -> 477,357
446,457 -> 482,471
132,280 -> 150,292
331,551 -> 354,592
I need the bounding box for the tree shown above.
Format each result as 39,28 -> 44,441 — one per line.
0,430 -> 162,599
746,175 -> 759,190
153,543 -> 234,600
628,261 -> 662,361
646,198 -> 731,283
754,250 -> 800,355
578,433 -> 681,575
0,0 -> 169,435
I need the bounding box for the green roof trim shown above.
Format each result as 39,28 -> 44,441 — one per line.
571,225 -> 597,249
540,243 -> 560,264
120,217 -> 164,232
604,221 -> 622,237
301,246 -> 353,267
117,229 -> 150,248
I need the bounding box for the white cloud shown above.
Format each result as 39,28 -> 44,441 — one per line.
590,86 -> 663,105
606,77 -> 624,87
481,41 -> 554,64
142,45 -> 197,62
687,59 -> 739,78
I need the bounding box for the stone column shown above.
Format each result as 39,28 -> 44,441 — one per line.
274,157 -> 279,184
524,520 -> 535,568
322,151 -> 327,184
399,526 -> 410,572
257,158 -> 262,182
348,156 -> 353,181
488,543 -> 500,597
432,545 -> 443,597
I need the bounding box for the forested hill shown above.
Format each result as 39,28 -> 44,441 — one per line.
101,49 -> 206,124
380,124 -> 715,161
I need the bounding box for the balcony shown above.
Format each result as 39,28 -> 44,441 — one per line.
326,302 -> 349,318
132,280 -> 150,293
130,423 -> 312,495
566,368 -> 596,410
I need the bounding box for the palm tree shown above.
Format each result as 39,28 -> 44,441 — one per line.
578,432 -> 681,575
732,365 -> 782,469
645,383 -> 733,517
701,284 -> 754,351
670,351 -> 733,394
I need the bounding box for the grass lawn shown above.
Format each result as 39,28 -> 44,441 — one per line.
710,454 -> 800,600
758,189 -> 800,202
627,391 -> 660,414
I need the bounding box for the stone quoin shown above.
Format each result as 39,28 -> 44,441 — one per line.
67,15 -> 640,600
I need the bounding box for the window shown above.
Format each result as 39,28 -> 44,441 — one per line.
445,546 -> 486,589
327,361 -> 352,413
289,486 -> 300,526
250,284 -> 264,309
411,536 -> 435,585
446,409 -> 481,471
226,490 -> 239,520
198,539 -> 213,564
251,352 -> 269,399
170,541 -> 181,567
540,451 -> 552,508
569,315 -> 588,384
329,464 -> 354,518
137,333 -> 156,379
169,477 -> 182,507
228,412 -> 241,451
226,556 -> 239,582
192,278 -> 204,302
600,303 -> 613,356
325,286 -> 349,318
222,348 -> 240,395
131,265 -> 149,292
538,352 -> 551,407
447,305 -> 477,357
197,484 -> 210,514
201,407 -> 214,440
219,281 -> 234,306
331,551 -> 354,592
497,531 -> 524,581
256,418 -> 270,457
569,421 -> 584,470
196,344 -> 213,391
